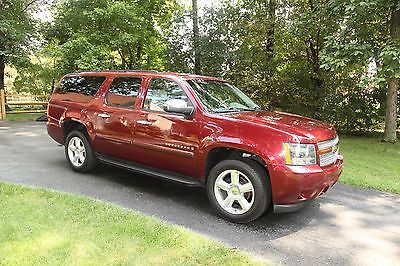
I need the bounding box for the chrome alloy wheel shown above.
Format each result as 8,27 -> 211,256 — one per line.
214,169 -> 255,215
67,136 -> 86,167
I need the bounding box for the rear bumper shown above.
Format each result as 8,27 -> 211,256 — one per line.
47,120 -> 64,145
269,155 -> 343,211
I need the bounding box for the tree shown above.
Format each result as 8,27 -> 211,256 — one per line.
192,0 -> 201,74
46,0 -> 177,74
385,6 -> 399,142
321,0 -> 399,142
0,0 -> 36,93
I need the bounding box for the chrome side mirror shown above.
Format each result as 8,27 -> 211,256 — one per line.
164,99 -> 194,116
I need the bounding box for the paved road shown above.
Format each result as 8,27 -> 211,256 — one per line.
0,121 -> 399,265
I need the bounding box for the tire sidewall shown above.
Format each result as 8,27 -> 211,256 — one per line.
207,159 -> 270,223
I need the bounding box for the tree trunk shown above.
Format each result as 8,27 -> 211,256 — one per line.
192,0 -> 201,74
0,55 -> 5,119
384,77 -> 398,143
265,0 -> 276,63
383,7 -> 399,143
0,55 -> 4,93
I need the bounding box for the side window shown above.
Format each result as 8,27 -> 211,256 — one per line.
106,77 -> 141,108
54,75 -> 106,103
143,79 -> 192,112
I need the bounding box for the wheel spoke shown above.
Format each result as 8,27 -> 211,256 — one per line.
216,179 -> 231,192
72,154 -> 79,164
79,154 -> 85,163
240,182 -> 253,193
237,196 -> 251,211
222,195 -> 234,208
230,170 -> 240,185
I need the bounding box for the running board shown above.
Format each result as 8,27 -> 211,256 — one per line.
97,154 -> 203,187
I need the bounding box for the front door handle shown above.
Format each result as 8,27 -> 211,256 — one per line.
137,119 -> 153,126
98,113 -> 111,119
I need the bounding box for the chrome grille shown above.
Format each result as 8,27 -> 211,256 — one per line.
318,135 -> 339,167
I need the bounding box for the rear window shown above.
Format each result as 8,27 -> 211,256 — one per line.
53,75 -> 106,103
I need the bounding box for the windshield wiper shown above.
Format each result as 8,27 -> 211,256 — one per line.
240,107 -> 262,111
212,107 -> 240,113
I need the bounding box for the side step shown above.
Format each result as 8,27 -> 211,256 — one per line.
97,154 -> 203,187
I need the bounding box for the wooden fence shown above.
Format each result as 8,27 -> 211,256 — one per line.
0,92 -> 49,119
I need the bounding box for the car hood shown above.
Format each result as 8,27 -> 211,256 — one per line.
224,111 -> 336,142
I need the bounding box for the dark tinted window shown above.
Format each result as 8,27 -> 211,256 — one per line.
55,76 -> 105,96
143,79 -> 192,112
106,77 -> 141,108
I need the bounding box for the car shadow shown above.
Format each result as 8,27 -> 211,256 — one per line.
88,163 -> 318,241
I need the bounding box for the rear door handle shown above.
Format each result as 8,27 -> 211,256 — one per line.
137,119 -> 153,126
98,113 -> 111,119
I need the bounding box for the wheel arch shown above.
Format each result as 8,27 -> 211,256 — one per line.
202,144 -> 271,182
62,119 -> 91,142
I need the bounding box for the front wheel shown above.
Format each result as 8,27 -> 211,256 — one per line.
207,159 -> 271,223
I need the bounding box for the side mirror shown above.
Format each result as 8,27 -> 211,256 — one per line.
164,99 -> 194,116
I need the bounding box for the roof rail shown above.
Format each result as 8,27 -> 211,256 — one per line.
78,69 -> 159,73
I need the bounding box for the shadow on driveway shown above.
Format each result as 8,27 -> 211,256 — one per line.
0,121 -> 399,265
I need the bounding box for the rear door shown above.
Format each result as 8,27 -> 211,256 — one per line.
132,78 -> 201,177
93,76 -> 142,161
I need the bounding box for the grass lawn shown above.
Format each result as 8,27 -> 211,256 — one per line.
0,183 -> 265,266
339,135 -> 400,194
5,113 -> 45,122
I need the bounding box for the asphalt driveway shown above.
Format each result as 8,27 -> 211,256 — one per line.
0,121 -> 399,265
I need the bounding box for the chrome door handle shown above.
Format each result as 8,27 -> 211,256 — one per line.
98,113 -> 111,119
137,119 -> 153,126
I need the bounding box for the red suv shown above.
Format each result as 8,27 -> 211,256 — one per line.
47,70 -> 343,223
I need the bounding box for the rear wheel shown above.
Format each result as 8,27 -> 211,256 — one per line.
207,159 -> 270,223
65,130 -> 97,172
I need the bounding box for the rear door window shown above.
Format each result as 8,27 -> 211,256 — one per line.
106,77 -> 142,108
54,75 -> 106,103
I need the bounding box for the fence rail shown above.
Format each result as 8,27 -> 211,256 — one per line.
0,93 -> 49,119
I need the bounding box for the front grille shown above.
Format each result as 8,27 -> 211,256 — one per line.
318,135 -> 339,167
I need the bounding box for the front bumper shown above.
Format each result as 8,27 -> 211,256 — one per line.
274,200 -> 313,213
269,155 -> 343,212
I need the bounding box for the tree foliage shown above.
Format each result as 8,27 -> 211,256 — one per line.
46,0 -> 177,74
4,0 -> 399,140
0,0 -> 37,92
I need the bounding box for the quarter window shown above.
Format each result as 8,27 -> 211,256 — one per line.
55,76 -> 105,96
143,79 -> 192,112
106,77 -> 142,108
53,75 -> 106,103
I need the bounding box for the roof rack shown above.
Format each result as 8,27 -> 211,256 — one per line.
78,69 -> 159,73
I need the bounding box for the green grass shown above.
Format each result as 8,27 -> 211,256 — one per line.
339,135 -> 400,194
5,113 -> 45,121
0,183 -> 265,266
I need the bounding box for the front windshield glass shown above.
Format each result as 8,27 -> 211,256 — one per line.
187,79 -> 260,113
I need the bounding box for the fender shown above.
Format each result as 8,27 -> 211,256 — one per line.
198,134 -> 274,179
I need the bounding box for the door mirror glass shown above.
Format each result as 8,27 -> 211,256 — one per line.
164,99 -> 194,116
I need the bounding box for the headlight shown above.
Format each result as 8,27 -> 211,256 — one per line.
283,143 -> 317,166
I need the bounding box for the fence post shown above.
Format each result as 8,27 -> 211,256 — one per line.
0,90 -> 6,120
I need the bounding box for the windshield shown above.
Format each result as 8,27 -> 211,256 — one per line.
187,79 -> 260,113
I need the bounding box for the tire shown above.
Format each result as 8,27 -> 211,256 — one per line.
65,130 -> 97,172
207,159 -> 271,223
